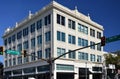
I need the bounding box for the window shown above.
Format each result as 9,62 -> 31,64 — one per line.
37,50 -> 42,59
45,14 -> 51,26
57,48 -> 66,58
37,35 -> 42,46
78,37 -> 88,46
90,28 -> 95,37
68,35 -> 76,44
31,52 -> 35,61
97,31 -> 101,39
23,41 -> 29,49
78,52 -> 88,60
24,67 -> 35,73
23,27 -> 29,36
17,31 -> 22,39
30,23 -> 35,33
97,55 -> 102,62
78,23 -> 88,34
4,39 -> 7,46
17,44 -> 22,51
56,64 -> 74,71
90,54 -> 96,62
24,56 -> 29,63
45,48 -> 51,58
12,34 -> 16,42
97,44 -> 101,51
31,38 -> 35,48
68,19 -> 75,30
68,50 -> 76,59
5,60 -> 7,67
9,59 -> 12,66
13,58 -> 16,65
8,37 -> 11,44
45,31 -> 51,42
90,41 -> 95,49
57,14 -> 65,26
37,19 -> 42,30
57,31 -> 65,42
18,56 -> 22,65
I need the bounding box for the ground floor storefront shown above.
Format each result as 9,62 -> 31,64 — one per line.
4,60 -> 103,79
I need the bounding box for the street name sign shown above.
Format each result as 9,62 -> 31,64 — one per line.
106,34 -> 120,43
5,50 -> 20,55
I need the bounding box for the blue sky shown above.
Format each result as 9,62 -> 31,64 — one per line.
0,0 -> 120,62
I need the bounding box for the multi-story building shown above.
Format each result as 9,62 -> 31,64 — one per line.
3,1 -> 104,79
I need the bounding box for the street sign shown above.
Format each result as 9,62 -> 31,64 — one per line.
5,50 -> 20,55
106,34 -> 120,43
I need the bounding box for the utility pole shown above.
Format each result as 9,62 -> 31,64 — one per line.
49,52 -> 53,79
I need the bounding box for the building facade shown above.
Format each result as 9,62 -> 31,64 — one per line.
3,1 -> 104,79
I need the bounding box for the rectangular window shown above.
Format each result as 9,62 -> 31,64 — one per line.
31,52 -> 35,61
97,55 -> 102,62
57,14 -> 65,26
57,47 -> 66,58
13,58 -> 16,65
90,41 -> 95,49
45,31 -> 51,42
4,39 -> 7,46
78,52 -> 88,60
68,50 -> 76,59
45,48 -> 51,58
8,37 -> 11,44
31,38 -> 35,48
18,56 -> 22,65
17,31 -> 22,39
97,44 -> 101,51
97,31 -> 101,39
56,64 -> 74,71
30,23 -> 35,33
23,41 -> 29,49
44,14 -> 51,26
78,23 -> 88,34
12,34 -> 16,42
57,31 -> 65,42
90,28 -> 95,37
37,50 -> 42,59
9,59 -> 12,66
37,19 -> 42,30
68,19 -> 76,30
90,54 -> 96,62
78,37 -> 88,46
23,27 -> 29,36
5,60 -> 7,67
68,35 -> 76,44
24,56 -> 29,63
17,44 -> 22,51
37,35 -> 42,46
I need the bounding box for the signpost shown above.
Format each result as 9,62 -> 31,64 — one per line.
5,50 -> 20,55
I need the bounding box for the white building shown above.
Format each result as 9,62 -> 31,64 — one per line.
3,1 -> 104,79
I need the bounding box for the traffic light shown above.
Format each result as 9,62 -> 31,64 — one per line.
101,36 -> 106,46
23,50 -> 27,57
0,46 -> 4,55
